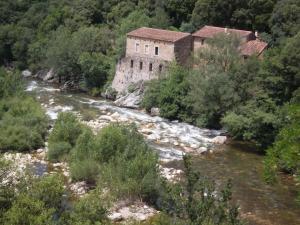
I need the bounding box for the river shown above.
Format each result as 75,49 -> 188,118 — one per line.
26,79 -> 300,225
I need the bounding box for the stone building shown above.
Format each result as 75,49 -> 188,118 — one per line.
112,27 -> 191,92
192,25 -> 268,58
112,26 -> 267,93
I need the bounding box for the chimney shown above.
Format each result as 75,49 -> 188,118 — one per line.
255,31 -> 258,38
225,28 -> 228,33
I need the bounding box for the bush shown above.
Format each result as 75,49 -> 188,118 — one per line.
0,97 -> 48,152
264,104 -> 300,182
0,68 -> 23,99
142,64 -> 192,122
48,112 -> 84,161
70,159 -> 100,183
66,191 -> 108,225
95,124 -> 129,162
96,124 -> 160,201
3,194 -> 54,225
28,174 -> 65,212
47,141 -> 72,162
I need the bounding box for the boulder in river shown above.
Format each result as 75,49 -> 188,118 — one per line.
22,70 -> 32,77
150,107 -> 160,116
114,89 -> 143,109
212,136 -> 227,144
43,68 -> 55,81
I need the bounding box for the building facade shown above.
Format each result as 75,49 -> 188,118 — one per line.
112,26 -> 267,93
112,27 -> 192,92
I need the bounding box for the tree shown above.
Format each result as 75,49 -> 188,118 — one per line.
189,33 -> 242,128
264,104 -> 300,182
260,32 -> 300,104
78,52 -> 111,89
269,0 -> 300,43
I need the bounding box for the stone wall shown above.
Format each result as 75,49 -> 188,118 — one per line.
112,56 -> 168,93
126,37 -> 175,62
174,35 -> 193,65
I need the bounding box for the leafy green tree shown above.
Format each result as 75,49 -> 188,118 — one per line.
142,63 -> 192,122
189,34 -> 241,127
260,32 -> 300,104
269,0 -> 300,43
78,52 -> 111,89
222,96 -> 279,148
165,0 -> 197,27
264,104 -> 300,182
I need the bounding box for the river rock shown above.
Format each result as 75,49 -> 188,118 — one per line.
108,212 -> 123,222
212,136 -> 227,144
109,201 -> 157,222
114,89 -> 143,109
150,108 -> 160,116
69,181 -> 88,197
43,68 -> 55,81
160,166 -> 183,182
22,70 -> 32,77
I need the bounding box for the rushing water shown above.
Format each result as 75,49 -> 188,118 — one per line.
26,79 -> 300,225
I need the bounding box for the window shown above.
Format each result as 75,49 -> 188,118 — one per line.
159,64 -> 163,72
135,42 -> 140,52
130,60 -> 134,68
149,63 -> 153,71
140,61 -> 143,70
155,46 -> 159,56
201,39 -> 205,45
145,44 -> 149,54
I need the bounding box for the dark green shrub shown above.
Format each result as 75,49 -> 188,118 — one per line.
95,124 -> 128,162
66,190 -> 108,225
96,123 -> 160,200
3,194 -> 54,225
0,97 -> 48,152
47,141 -> 72,162
48,112 -> 84,161
70,159 -> 100,184
264,104 -> 300,182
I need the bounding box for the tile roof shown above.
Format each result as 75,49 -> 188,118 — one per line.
240,39 -> 268,56
127,27 -> 191,43
193,25 -> 253,38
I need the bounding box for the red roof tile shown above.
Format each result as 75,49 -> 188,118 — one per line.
240,39 -> 268,56
193,25 -> 253,38
127,27 -> 191,43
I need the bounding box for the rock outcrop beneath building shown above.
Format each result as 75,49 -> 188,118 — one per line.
114,81 -> 145,109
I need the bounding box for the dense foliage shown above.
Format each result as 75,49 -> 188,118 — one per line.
48,112 -> 160,201
1,0 -> 299,90
0,68 -> 48,152
0,162 -> 109,225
